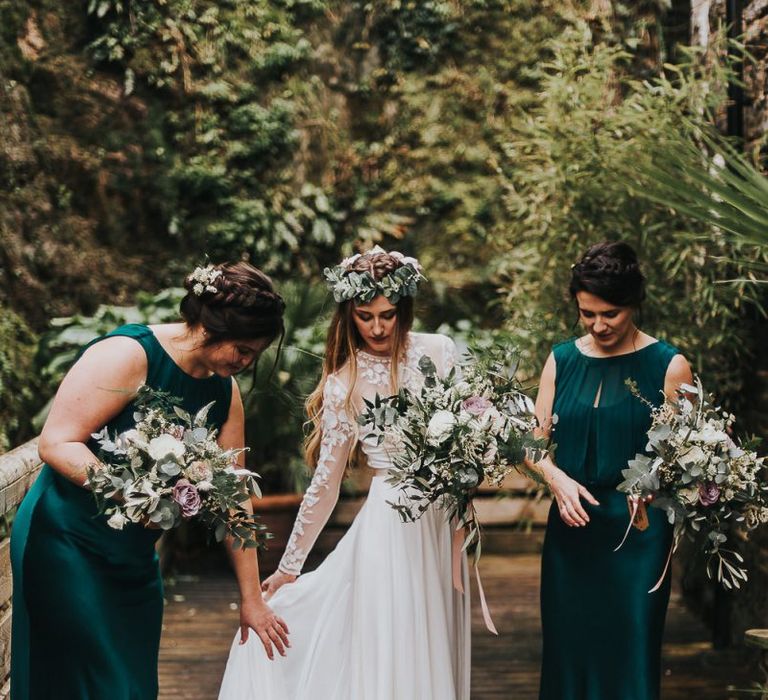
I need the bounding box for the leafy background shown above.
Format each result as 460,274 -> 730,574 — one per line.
1,0 -> 767,643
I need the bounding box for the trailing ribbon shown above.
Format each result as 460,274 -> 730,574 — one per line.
615,497 -> 678,594
450,513 -> 498,635
614,496 -> 640,552
452,526 -> 465,593
648,533 -> 680,593
648,543 -> 674,593
475,562 -> 498,635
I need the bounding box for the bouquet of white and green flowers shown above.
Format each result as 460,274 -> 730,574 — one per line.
617,377 -> 767,590
87,385 -> 267,549
359,345 -> 547,545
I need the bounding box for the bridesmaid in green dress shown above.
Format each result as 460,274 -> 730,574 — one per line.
531,242 -> 693,700
10,262 -> 290,699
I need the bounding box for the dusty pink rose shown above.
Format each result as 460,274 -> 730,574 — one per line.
698,482 -> 720,507
462,396 -> 493,416
173,479 -> 202,517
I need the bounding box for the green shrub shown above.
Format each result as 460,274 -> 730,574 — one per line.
493,26 -> 766,409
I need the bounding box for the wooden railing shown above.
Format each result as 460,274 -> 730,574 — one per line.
0,439 -> 42,699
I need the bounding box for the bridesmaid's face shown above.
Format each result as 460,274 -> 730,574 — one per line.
205,337 -> 271,377
575,291 -> 635,351
352,295 -> 398,357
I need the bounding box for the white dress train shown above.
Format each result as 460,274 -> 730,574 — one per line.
218,332 -> 471,700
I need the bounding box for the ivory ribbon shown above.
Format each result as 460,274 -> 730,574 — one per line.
475,563 -> 499,635
648,542 -> 674,593
614,498 -> 676,593
614,496 -> 640,552
451,524 -> 498,635
451,526 -> 466,593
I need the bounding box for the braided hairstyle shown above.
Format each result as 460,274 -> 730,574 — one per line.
569,241 -> 646,308
180,261 -> 285,346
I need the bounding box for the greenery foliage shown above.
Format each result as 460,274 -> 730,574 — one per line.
617,121 -> 768,272
493,25 -> 767,408
4,1 -> 766,473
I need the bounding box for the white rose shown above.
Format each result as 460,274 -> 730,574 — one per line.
185,460 -> 214,483
689,424 -> 728,446
107,511 -> 128,530
678,445 -> 707,467
148,434 -> 186,461
426,410 -> 456,446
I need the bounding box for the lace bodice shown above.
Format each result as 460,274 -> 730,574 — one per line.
277,332 -> 458,575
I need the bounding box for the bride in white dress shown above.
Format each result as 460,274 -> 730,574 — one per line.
218,247 -> 470,700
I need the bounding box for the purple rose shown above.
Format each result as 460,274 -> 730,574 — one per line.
173,479 -> 202,517
462,396 -> 493,416
698,482 -> 720,507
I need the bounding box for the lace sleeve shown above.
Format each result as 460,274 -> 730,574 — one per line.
277,374 -> 355,576
441,334 -> 460,379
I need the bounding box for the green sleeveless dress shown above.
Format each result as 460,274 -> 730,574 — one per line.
10,324 -> 232,700
539,338 -> 679,700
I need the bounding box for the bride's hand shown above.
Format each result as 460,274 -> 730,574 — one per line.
238,598 -> 290,660
261,570 -> 297,601
545,467 -> 599,527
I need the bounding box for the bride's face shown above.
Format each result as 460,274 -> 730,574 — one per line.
352,295 -> 398,357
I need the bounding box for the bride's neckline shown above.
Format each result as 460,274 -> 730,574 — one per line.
356,333 -> 416,364
357,348 -> 392,362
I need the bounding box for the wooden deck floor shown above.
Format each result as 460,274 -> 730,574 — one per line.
159,541 -> 757,699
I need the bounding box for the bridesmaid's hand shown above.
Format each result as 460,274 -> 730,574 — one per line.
546,468 -> 599,527
238,598 -> 290,660
261,570 -> 297,601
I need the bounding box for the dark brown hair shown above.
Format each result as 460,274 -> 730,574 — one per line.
305,251 -> 415,470
180,262 -> 285,347
569,241 -> 646,308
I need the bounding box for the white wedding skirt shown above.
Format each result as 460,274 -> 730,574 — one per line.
218,473 -> 470,699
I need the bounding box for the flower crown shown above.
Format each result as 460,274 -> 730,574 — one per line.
323,246 -> 425,305
188,265 -> 223,296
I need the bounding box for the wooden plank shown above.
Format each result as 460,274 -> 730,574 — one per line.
0,439 -> 41,515
0,541 -> 10,610
157,541 -> 753,700
0,607 -> 11,684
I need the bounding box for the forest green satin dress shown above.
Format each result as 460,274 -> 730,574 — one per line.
10,324 -> 232,700
539,338 -> 679,700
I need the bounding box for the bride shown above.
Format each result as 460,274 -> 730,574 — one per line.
218,247 -> 470,699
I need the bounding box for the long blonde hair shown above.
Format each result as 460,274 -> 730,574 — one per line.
305,254 -> 415,470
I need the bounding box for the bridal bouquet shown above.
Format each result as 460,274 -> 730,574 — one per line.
87,385 -> 267,549
358,345 -> 547,542
617,377 -> 767,589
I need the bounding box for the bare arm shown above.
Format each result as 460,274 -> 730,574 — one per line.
218,379 -> 289,659
524,352 -> 599,527
664,354 -> 694,400
37,336 -> 148,486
